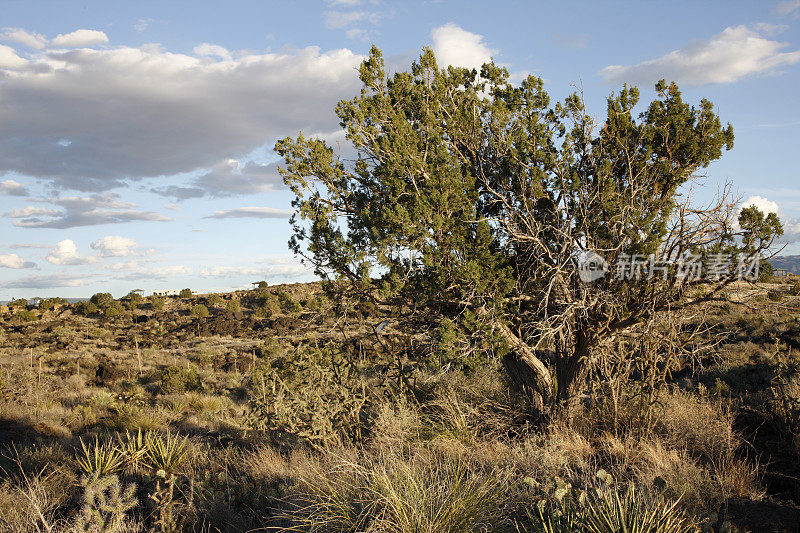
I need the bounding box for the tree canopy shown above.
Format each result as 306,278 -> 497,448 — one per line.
277,46 -> 782,412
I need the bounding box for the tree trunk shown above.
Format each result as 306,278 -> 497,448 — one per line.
555,329 -> 591,411
492,319 -> 554,410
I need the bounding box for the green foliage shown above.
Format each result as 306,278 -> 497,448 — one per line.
76,438 -> 125,479
90,293 -> 115,309
768,289 -> 784,302
75,474 -> 137,533
276,46 -> 775,409
246,344 -> 367,448
160,366 -> 202,394
205,294 -> 223,307
151,296 -> 166,311
255,280 -> 269,288
75,300 -> 99,316
276,290 -> 301,314
103,303 -> 125,317
38,297 -> 66,311
15,308 -> 37,322
225,299 -> 241,314
179,288 -> 193,299
758,260 -> 774,282
143,431 -> 189,477
190,304 -> 209,318
8,297 -> 28,308
788,282 -> 800,296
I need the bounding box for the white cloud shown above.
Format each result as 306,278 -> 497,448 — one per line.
193,43 -> 232,60
50,29 -> 109,48
204,206 -> 294,219
0,44 -> 26,68
46,239 -> 97,265
0,38 -> 363,192
601,25 -> 800,86
4,206 -> 61,218
0,179 -> 29,196
431,23 -> 496,68
7,193 -> 171,229
2,28 -> 47,49
134,18 -> 154,33
740,195 -> 779,214
0,253 -> 36,269
775,0 -> 800,17
117,264 -> 193,281
90,235 -> 139,257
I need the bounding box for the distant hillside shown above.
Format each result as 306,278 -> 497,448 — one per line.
771,255 -> 800,274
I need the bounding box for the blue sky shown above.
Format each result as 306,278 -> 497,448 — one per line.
1,0 -> 800,299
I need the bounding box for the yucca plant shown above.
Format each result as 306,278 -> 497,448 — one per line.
584,483 -> 690,533
144,431 -> 189,477
76,437 -> 125,479
117,429 -> 148,473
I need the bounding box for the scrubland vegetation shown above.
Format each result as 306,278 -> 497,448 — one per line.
0,278 -> 799,531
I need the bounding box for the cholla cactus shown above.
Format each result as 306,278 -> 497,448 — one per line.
245,344 -> 367,449
74,474 -> 137,533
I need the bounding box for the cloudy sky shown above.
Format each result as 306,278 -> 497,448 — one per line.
1,0 -> 800,298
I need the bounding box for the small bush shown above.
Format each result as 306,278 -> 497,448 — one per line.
160,365 -> 202,394
179,288 -> 193,298
190,304 -> 209,318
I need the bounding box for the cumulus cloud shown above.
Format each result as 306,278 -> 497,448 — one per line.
117,264 -> 193,281
199,262 -> 312,279
0,273 -> 89,289
2,28 -> 47,49
46,239 -> 97,265
601,25 -> 800,86
7,193 -> 171,229
0,38 -> 363,192
0,44 -> 25,68
50,29 -> 109,47
193,43 -> 232,60
90,235 -> 139,257
431,23 -> 496,68
740,195 -> 779,214
203,206 -> 294,219
0,179 -> 29,196
0,253 -> 36,269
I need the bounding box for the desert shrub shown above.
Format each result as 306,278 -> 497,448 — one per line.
225,299 -> 241,314
74,300 -> 99,316
758,260 -> 774,282
15,308 -> 37,322
8,297 -> 28,308
160,365 -> 202,394
277,290 -> 301,314
90,292 -> 115,309
788,282 -> 800,296
206,294 -> 223,307
179,288 -> 193,298
190,304 -> 209,318
245,344 -> 367,448
151,296 -> 166,311
103,302 -> 125,317
768,289 -> 784,301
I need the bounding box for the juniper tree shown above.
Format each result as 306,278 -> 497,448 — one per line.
277,47 -> 782,412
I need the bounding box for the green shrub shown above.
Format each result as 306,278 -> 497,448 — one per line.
8,298 -> 28,308
206,294 -> 223,307
103,303 -> 125,317
758,260 -> 774,282
768,289 -> 784,302
225,299 -> 241,314
179,288 -> 193,298
151,296 -> 165,311
160,366 -> 202,394
74,300 -> 99,316
190,304 -> 209,318
16,309 -> 38,322
90,292 -> 115,309
277,290 -> 301,314
788,282 -> 800,296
